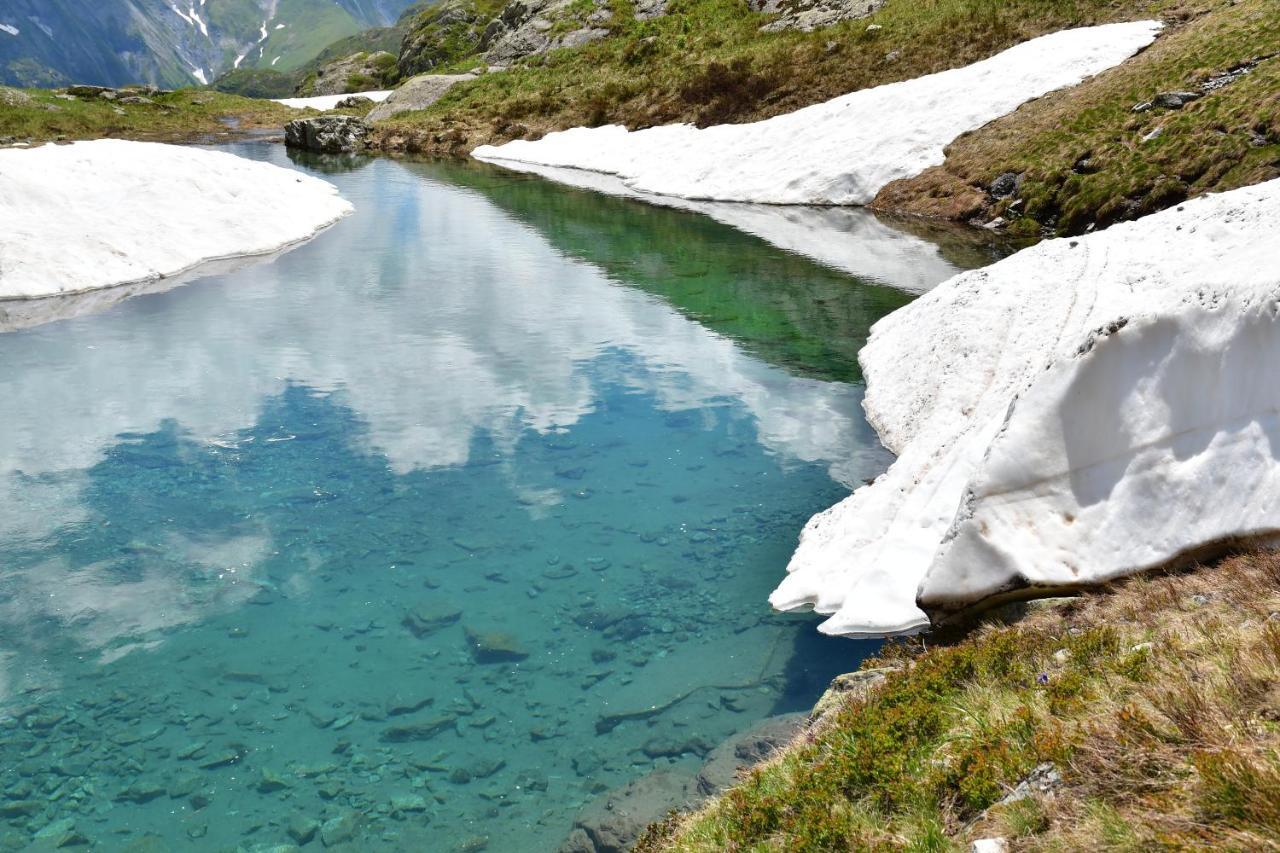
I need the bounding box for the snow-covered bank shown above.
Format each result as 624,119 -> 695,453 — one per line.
274,91 -> 392,110
0,140 -> 352,300
474,21 -> 1161,205
477,160 -> 964,292
771,179 -> 1280,636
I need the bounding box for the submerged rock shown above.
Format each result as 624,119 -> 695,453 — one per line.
381,713 -> 457,742
561,770 -> 697,853
696,713 -> 807,795
402,602 -> 462,637
464,625 -> 529,663
284,116 -> 369,154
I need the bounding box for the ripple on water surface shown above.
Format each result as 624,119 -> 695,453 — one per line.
0,146 -> 1005,851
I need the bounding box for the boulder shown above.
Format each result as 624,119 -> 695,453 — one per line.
335,95 -> 373,109
284,116 -> 369,154
65,84 -> 113,97
750,0 -> 885,33
481,0 -> 617,65
464,625 -> 529,663
299,51 -> 395,97
365,74 -> 477,122
1152,90 -> 1202,109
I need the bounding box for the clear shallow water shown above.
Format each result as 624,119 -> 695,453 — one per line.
0,145 -> 994,852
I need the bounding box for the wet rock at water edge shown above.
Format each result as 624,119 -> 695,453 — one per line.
696,713 -> 808,796
284,116 -> 369,154
402,602 -> 462,637
642,732 -> 716,759
560,770 -> 697,853
810,667 -> 897,726
464,626 -> 529,663
381,713 -> 457,742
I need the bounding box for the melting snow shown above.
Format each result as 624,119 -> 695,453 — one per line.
772,179 -> 1280,636
274,91 -> 393,110
0,140 -> 352,299
474,21 -> 1162,205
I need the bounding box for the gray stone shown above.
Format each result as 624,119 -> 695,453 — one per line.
283,116 -> 369,154
366,74 -> 477,122
810,667 -> 896,725
65,85 -> 113,97
300,51 -> 395,98
998,762 -> 1063,805
989,172 -> 1021,199
1152,91 -> 1202,109
335,95 -> 374,109
751,0 -> 885,33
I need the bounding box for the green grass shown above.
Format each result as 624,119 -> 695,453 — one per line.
637,551 -> 1280,851
371,0 -> 1181,152
0,88 -> 297,145
876,0 -> 1280,236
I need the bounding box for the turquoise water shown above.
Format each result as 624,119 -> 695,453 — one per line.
0,145 -> 994,851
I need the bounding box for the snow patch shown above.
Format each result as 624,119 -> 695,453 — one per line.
189,5 -> 209,37
271,56 -> 281,66
474,21 -> 1161,205
170,3 -> 194,26
274,91 -> 393,110
0,24 -> 18,37
189,66 -> 208,85
771,179 -> 1280,636
0,140 -> 353,300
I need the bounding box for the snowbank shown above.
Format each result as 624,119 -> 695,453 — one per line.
473,21 -> 1161,205
274,91 -> 392,110
772,179 -> 1280,636
0,139 -> 352,300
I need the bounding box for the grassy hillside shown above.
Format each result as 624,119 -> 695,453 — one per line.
0,87 -> 296,145
369,0 -> 1188,152
874,0 -> 1280,236
638,551 -> 1280,851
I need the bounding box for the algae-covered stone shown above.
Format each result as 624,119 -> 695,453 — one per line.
463,626 -> 529,663
257,767 -> 291,794
402,602 -> 462,638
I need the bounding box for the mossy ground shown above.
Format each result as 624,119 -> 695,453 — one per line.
637,551 -> 1280,851
0,89 -> 298,146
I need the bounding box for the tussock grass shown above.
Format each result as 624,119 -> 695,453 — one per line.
637,551 -> 1280,851
369,0 -> 1182,154
0,89 -> 297,145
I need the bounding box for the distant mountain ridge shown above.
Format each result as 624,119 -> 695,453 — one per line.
0,0 -> 422,88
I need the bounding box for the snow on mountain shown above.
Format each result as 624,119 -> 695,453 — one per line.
0,0 -> 421,89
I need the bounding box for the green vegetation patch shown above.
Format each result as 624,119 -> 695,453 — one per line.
0,88 -> 296,145
639,551 -> 1280,851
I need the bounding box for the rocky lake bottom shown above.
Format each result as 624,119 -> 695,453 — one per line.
0,147 -> 1006,851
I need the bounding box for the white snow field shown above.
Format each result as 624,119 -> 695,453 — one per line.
473,21 -> 1161,205
0,140 -> 353,300
771,178 -> 1280,637
274,91 -> 393,110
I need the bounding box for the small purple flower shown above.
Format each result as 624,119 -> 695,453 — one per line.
1036,672 -> 1050,686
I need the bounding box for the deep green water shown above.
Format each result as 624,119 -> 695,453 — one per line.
0,145 -> 991,851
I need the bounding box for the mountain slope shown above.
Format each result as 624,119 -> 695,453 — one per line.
0,0 -> 421,88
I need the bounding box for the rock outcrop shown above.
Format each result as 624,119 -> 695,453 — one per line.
298,51 -> 398,97
284,116 -> 370,153
365,73 -> 477,121
750,0 -> 885,33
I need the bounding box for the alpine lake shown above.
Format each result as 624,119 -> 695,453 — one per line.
0,144 -> 1011,852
